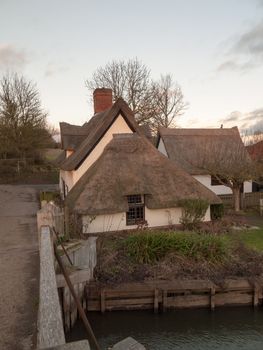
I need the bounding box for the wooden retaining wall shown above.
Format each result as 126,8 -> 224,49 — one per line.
86,279 -> 263,313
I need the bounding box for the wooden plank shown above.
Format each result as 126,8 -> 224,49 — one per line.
215,292 -> 252,306
162,290 -> 167,312
104,290 -> 154,298
253,283 -> 259,307
216,279 -> 252,291
166,294 -> 210,308
210,287 -> 215,310
101,289 -> 105,313
154,289 -> 159,313
106,297 -> 154,307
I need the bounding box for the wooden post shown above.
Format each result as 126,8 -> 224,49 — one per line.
154,289 -> 159,314
162,290 -> 167,312
253,283 -> 259,307
210,287 -> 215,310
101,289 -> 106,313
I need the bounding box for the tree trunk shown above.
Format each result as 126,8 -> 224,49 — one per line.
232,187 -> 241,212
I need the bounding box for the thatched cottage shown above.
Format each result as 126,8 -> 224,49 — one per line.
157,127 -> 252,195
65,133 -> 220,234
57,88 -> 146,197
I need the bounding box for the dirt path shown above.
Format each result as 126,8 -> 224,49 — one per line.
0,185 -> 40,350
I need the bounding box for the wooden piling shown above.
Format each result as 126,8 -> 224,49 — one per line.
210,287 -> 215,310
154,289 -> 159,314
253,283 -> 259,307
162,290 -> 167,312
101,289 -> 106,313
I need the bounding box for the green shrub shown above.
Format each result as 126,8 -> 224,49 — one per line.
179,199 -> 209,229
125,232 -> 228,264
211,203 -> 224,220
40,191 -> 60,202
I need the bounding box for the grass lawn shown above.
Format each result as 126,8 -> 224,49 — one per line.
237,227 -> 263,251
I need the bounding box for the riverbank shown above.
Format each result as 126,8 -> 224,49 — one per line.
94,219 -> 263,285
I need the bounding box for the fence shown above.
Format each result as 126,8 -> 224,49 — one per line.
219,192 -> 263,210
86,279 -> 263,313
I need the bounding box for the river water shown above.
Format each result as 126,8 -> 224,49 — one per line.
67,307 -> 263,349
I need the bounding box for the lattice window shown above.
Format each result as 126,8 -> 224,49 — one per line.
126,195 -> 145,225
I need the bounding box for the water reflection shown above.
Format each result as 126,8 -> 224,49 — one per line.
67,307 -> 263,349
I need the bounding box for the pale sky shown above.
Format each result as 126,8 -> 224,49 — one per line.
1,0 -> 263,133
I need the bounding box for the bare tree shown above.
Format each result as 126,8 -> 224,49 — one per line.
0,73 -> 51,159
86,59 -> 188,130
196,137 -> 255,211
150,74 -> 188,131
242,129 -> 263,146
86,58 -> 153,124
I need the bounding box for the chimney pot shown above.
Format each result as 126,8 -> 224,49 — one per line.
93,88 -> 113,114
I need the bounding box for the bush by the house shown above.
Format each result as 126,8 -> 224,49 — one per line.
179,198 -> 209,229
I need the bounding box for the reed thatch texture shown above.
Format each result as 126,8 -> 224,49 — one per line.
158,126 -> 251,176
65,134 -> 221,215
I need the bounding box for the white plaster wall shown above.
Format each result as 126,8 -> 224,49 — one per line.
194,175 -> 252,195
244,181 -> 252,193
157,137 -> 168,156
82,206 -> 211,234
59,169 -> 74,197
193,175 -> 232,195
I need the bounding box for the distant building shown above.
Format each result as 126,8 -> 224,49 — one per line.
157,127 -> 252,195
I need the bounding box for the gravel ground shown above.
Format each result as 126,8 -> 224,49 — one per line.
0,185 -> 40,350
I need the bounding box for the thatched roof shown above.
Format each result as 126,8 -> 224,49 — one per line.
59,98 -> 143,171
65,134 -> 221,215
60,122 -> 90,150
158,126 -> 250,175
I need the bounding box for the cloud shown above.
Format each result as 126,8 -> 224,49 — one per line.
221,108 -> 263,131
44,62 -> 68,77
0,44 -> 28,70
222,111 -> 242,123
217,19 -> 263,72
231,22 -> 263,57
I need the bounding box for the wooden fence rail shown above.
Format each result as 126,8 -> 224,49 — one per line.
85,279 -> 263,313
219,192 -> 263,209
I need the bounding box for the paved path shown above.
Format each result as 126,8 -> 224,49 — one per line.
0,185 -> 40,350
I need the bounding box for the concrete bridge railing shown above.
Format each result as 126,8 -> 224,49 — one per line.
37,225 -> 90,349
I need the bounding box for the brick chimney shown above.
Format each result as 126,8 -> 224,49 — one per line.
93,88 -> 113,114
